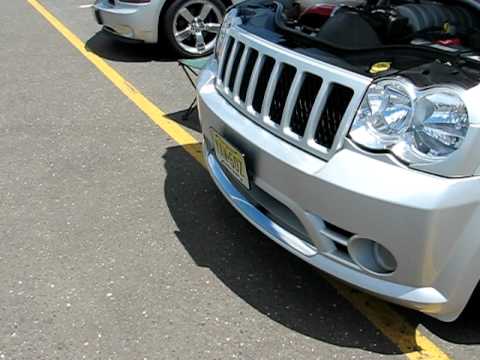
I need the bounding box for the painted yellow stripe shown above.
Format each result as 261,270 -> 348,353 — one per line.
27,1 -> 451,359
333,282 -> 450,360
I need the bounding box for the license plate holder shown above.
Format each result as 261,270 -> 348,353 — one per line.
212,131 -> 250,190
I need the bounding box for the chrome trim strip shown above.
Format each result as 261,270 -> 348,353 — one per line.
280,71 -> 304,131
261,61 -> 282,120
216,36 -> 231,87
320,228 -> 349,247
245,54 -> 265,111
303,82 -> 332,150
233,46 -> 251,102
223,40 -> 239,94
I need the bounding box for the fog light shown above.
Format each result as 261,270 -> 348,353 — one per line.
348,236 -> 397,275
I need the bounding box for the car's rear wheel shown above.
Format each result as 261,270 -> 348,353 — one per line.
163,0 -> 225,58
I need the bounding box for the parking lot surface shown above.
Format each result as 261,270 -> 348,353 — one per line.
2,1 -> 480,359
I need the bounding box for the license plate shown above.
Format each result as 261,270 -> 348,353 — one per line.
213,132 -> 250,189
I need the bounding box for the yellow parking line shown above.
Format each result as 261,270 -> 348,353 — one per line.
27,1 -> 451,359
333,282 -> 450,360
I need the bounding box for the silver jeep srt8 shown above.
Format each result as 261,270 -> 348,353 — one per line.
196,0 -> 480,321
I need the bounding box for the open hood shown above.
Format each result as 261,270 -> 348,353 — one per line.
459,0 -> 480,11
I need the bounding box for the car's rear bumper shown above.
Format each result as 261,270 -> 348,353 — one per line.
197,59 -> 480,321
93,0 -> 158,43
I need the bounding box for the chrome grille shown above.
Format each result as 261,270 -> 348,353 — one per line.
216,27 -> 370,159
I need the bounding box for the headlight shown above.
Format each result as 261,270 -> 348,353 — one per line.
350,78 -> 469,165
214,9 -> 240,60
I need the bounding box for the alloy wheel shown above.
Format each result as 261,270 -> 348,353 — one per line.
172,0 -> 223,56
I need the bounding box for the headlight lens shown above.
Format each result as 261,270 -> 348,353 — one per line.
350,80 -> 414,150
350,79 -> 469,165
214,9 -> 240,60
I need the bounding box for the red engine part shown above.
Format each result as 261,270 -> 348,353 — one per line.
299,4 -> 337,28
435,38 -> 462,46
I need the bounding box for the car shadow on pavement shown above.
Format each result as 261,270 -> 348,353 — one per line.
166,109 -> 202,133
162,144 -> 420,355
85,31 -> 177,62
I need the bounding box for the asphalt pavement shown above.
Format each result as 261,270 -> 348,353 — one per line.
1,1 -> 480,359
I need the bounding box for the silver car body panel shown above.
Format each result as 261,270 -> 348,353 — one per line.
93,0 -> 167,43
92,0 -> 241,44
198,52 -> 480,321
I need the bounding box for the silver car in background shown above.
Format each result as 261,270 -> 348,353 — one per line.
93,0 -> 229,57
198,0 -> 480,321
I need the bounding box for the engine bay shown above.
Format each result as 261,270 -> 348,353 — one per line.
284,0 -> 480,52
251,0 -> 480,83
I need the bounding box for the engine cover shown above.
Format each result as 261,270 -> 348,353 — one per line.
395,3 -> 478,32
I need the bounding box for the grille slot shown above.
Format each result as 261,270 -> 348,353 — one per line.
290,73 -> 323,136
219,37 -> 234,83
239,49 -> 258,103
269,64 -> 296,124
215,29 -> 367,160
315,84 -> 354,148
228,43 -> 245,91
252,56 -> 275,113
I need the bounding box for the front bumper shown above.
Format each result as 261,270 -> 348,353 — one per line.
197,60 -> 480,322
93,0 -> 159,43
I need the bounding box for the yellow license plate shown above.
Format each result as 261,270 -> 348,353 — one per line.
213,131 -> 250,189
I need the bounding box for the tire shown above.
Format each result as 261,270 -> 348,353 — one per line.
162,0 -> 226,58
